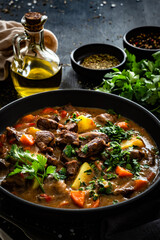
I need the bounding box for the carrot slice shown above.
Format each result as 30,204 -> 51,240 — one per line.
115,166 -> 133,177
91,198 -> 100,208
21,114 -> 35,122
61,110 -> 67,118
70,190 -> 85,207
42,108 -> 58,114
15,122 -> 36,129
117,121 -> 129,130
20,134 -> 35,146
134,179 -> 148,191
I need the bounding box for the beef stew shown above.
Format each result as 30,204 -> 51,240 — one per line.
0,104 -> 159,209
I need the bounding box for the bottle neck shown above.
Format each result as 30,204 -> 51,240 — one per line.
25,29 -> 45,48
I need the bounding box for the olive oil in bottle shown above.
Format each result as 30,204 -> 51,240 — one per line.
11,56 -> 62,97
11,12 -> 62,97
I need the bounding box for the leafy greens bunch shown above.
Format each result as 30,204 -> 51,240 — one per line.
96,50 -> 160,119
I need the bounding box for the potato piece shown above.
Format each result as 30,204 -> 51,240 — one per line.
77,115 -> 96,133
121,136 -> 145,149
72,162 -> 94,189
27,127 -> 40,137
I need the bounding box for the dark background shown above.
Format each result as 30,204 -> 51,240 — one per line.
0,0 -> 160,239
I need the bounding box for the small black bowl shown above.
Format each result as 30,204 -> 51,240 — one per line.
70,43 -> 126,82
123,26 -> 160,61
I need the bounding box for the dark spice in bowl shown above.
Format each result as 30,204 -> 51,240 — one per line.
129,32 -> 160,49
81,53 -> 120,69
123,26 -> 160,60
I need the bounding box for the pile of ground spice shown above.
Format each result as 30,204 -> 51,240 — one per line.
81,53 -> 120,69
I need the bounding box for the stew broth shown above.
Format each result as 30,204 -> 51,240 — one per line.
0,105 -> 159,209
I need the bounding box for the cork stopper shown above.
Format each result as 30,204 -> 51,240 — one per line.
21,12 -> 48,32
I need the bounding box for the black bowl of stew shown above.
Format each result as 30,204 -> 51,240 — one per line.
123,26 -> 160,61
70,43 -> 126,83
0,90 -> 160,232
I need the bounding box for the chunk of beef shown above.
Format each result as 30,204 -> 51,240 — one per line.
43,177 -> 68,196
35,130 -> 55,152
129,149 -> 145,161
37,117 -> 58,130
94,113 -> 117,124
77,137 -> 106,158
147,151 -> 156,166
51,115 -> 60,122
65,122 -> 78,132
59,122 -> 78,132
65,160 -> 79,175
79,131 -> 109,143
56,130 -> 79,146
6,127 -> 21,141
113,181 -> 135,197
46,153 -> 60,166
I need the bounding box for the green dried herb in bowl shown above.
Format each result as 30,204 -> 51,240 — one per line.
81,53 -> 120,70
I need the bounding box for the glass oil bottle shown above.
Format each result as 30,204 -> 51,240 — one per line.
10,12 -> 62,97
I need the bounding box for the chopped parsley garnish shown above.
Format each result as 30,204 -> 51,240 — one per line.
102,141 -> 141,175
89,190 -> 99,201
97,179 -> 112,194
63,145 -> 76,158
79,136 -> 87,140
84,169 -> 92,175
99,121 -> 133,143
113,200 -> 119,204
81,144 -> 88,154
65,113 -> 81,124
58,167 -> 67,180
106,173 -> 117,180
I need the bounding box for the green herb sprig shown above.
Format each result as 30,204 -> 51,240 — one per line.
99,121 -> 133,143
96,50 -> 160,119
102,141 -> 140,175
7,144 -> 66,192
